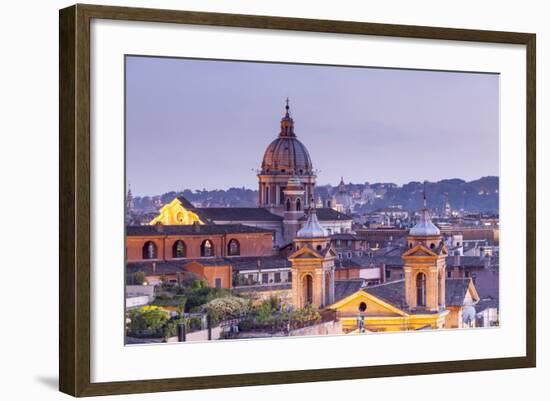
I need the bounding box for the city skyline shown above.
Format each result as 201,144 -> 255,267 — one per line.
128,174 -> 497,198
126,56 -> 499,197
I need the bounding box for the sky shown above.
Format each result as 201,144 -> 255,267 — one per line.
126,56 -> 499,197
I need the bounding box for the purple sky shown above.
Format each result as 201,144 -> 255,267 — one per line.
126,56 -> 499,197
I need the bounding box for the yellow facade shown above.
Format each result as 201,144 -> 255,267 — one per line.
329,290 -> 448,332
149,198 -> 204,225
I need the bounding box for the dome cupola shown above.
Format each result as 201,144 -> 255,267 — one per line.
410,190 -> 440,236
261,99 -> 313,175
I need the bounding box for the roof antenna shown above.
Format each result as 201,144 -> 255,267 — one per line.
423,181 -> 427,209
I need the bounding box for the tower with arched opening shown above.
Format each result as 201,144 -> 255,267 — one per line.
288,208 -> 336,309
402,192 -> 448,312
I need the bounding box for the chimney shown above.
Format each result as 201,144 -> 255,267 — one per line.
193,221 -> 200,232
155,223 -> 164,233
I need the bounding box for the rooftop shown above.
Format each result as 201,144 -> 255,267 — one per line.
127,224 -> 274,236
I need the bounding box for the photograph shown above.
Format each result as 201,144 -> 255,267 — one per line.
124,56 -> 500,344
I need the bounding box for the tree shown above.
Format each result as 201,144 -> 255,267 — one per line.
176,296 -> 187,318
127,306 -> 170,337
133,271 -> 146,285
202,296 -> 250,325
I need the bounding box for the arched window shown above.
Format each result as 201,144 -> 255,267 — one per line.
416,272 -> 426,307
279,187 -> 284,205
200,239 -> 214,257
227,239 -> 240,256
172,240 -> 186,258
142,241 -> 157,260
304,274 -> 313,305
296,198 -> 301,211
286,198 -> 291,211
430,243 -> 435,249
358,302 -> 367,312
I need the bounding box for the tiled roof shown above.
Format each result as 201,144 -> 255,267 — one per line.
126,224 -> 273,236
226,256 -> 291,271
126,261 -> 192,275
365,280 -> 408,310
361,278 -> 474,310
233,283 -> 292,293
300,208 -> 352,222
195,208 -> 283,222
334,279 -> 366,302
176,196 -> 196,210
330,233 -> 359,241
445,278 -> 474,306
126,256 -> 291,274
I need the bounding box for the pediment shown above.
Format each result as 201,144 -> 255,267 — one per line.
288,245 -> 323,260
329,290 -> 407,317
402,244 -> 437,257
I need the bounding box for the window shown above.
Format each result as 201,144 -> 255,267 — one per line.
262,273 -> 269,284
227,239 -> 240,256
214,278 -> 222,289
200,239 -> 214,257
172,240 -> 186,258
296,198 -> 301,211
447,270 -> 452,278
286,198 -> 291,211
264,186 -> 269,205
279,187 -> 284,205
316,245 -> 322,251
385,270 -> 391,279
430,243 -> 435,249
142,241 -> 157,260
347,240 -> 352,247
465,271 -> 470,278
416,272 -> 427,307
287,271 -> 292,282
358,302 -> 367,312
274,272 -> 281,283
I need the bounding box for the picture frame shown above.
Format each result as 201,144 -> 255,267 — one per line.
59,3 -> 536,397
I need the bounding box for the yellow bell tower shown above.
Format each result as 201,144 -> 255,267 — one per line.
288,208 -> 336,309
402,192 -> 447,312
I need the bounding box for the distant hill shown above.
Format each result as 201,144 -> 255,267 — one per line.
132,176 -> 499,214
356,176 -> 499,214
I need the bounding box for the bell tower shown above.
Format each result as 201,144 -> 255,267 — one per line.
288,208 -> 336,309
402,191 -> 447,312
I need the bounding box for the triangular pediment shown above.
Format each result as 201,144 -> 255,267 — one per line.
402,244 -> 437,257
288,245 -> 323,260
329,290 -> 407,317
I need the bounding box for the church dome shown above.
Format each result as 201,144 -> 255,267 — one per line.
297,208 -> 328,238
261,100 -> 313,175
410,198 -> 440,237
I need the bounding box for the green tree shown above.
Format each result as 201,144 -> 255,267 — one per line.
133,271 -> 146,285
127,306 -> 170,337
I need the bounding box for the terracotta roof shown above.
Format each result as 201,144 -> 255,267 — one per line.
126,224 -> 273,236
